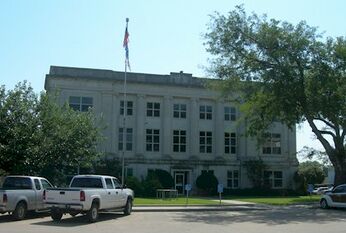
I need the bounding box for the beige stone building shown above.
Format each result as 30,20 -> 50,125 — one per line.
45,66 -> 298,193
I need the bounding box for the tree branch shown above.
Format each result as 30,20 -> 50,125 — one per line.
306,116 -> 334,155
318,130 -> 336,138
313,116 -> 337,131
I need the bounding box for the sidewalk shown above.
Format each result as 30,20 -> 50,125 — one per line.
133,200 -> 271,212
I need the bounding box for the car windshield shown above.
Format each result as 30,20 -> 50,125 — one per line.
70,177 -> 103,188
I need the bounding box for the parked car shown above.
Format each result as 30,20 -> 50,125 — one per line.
0,176 -> 54,220
320,184 -> 346,209
312,186 -> 331,195
44,175 -> 134,222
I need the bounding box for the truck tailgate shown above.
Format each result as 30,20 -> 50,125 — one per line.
45,188 -> 82,204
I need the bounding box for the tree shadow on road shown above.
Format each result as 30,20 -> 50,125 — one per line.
31,212 -> 127,227
173,206 -> 346,226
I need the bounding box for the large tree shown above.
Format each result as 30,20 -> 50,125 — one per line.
204,6 -> 346,185
0,82 -> 103,183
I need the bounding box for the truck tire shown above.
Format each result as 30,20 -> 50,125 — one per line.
123,198 -> 132,215
51,209 -> 63,221
13,201 -> 27,220
87,202 -> 99,223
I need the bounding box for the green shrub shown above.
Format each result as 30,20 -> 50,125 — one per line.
125,176 -> 143,196
142,175 -> 162,197
196,171 -> 218,195
153,169 -> 174,188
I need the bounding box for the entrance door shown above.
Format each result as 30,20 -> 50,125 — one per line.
175,172 -> 185,194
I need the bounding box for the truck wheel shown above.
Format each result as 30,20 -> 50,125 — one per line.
123,198 -> 132,215
13,202 -> 27,220
87,203 -> 99,223
320,199 -> 329,209
51,209 -> 63,221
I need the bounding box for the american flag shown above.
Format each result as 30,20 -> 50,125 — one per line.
123,25 -> 131,71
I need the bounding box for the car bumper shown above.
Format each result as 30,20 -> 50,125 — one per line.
45,202 -> 84,211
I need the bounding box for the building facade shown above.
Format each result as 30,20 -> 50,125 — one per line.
45,66 -> 298,193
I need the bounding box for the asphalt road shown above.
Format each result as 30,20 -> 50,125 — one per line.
0,206 -> 345,233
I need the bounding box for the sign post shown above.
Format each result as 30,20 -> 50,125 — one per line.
217,183 -> 224,205
185,184 -> 192,206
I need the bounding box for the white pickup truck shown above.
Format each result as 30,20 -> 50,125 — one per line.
44,175 -> 134,222
0,176 -> 54,220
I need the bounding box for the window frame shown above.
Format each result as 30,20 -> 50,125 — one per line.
199,131 -> 212,153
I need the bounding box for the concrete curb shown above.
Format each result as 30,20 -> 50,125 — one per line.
133,205 -> 271,212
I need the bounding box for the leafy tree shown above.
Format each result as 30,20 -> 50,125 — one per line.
205,6 -> 346,185
295,161 -> 326,193
243,159 -> 268,188
0,82 -> 103,183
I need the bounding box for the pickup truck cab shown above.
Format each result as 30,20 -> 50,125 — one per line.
0,176 -> 53,220
44,175 -> 134,222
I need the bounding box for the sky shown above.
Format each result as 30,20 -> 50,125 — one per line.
1,0 -> 345,156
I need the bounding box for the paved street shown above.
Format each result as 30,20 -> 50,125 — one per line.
0,206 -> 345,233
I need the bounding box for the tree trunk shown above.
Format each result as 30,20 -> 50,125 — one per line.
332,153 -> 346,186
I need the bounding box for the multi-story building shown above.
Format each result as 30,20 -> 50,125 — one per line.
45,66 -> 298,193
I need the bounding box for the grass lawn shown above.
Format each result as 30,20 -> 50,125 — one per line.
134,195 -> 321,206
226,195 -> 321,205
134,197 -> 218,206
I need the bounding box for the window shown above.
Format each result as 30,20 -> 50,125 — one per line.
146,129 -> 160,152
227,170 -> 239,188
118,128 -> 133,151
199,105 -> 212,120
69,96 -> 93,112
112,178 -> 121,189
262,133 -> 281,154
147,102 -> 160,117
120,100 -> 133,116
126,167 -> 133,177
105,178 -> 114,189
225,132 -> 236,154
40,179 -> 53,189
224,106 -> 236,121
199,131 -> 212,153
264,171 -> 283,188
173,130 -> 187,152
34,179 -> 41,190
173,104 -> 187,118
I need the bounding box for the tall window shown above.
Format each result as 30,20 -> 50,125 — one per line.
146,129 -> 160,152
264,171 -> 283,188
199,105 -> 212,120
173,130 -> 187,152
147,102 -> 160,117
199,131 -> 212,153
225,132 -> 236,154
227,170 -> 239,188
120,100 -> 133,116
69,96 -> 93,112
173,104 -> 187,118
262,133 -> 281,154
118,128 -> 133,151
224,106 -> 236,121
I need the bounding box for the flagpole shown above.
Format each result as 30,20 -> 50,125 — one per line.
121,18 -> 129,187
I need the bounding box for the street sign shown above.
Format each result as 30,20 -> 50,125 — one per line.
185,184 -> 192,191
307,184 -> 314,194
217,183 -> 224,193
